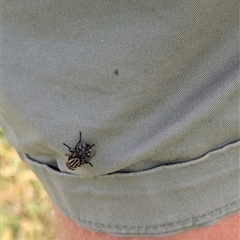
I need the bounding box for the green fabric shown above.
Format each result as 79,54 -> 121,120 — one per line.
2,0 -> 239,236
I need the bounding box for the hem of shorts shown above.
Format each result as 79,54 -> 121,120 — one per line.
59,199 -> 240,237
21,140 -> 240,237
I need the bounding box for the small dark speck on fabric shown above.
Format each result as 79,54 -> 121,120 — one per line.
113,69 -> 119,76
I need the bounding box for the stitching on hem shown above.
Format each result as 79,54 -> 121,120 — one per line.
61,199 -> 240,234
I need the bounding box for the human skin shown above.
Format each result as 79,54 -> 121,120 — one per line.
53,206 -> 239,240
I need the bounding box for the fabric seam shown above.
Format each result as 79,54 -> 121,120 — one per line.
61,199 -> 240,234
25,138 -> 240,177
